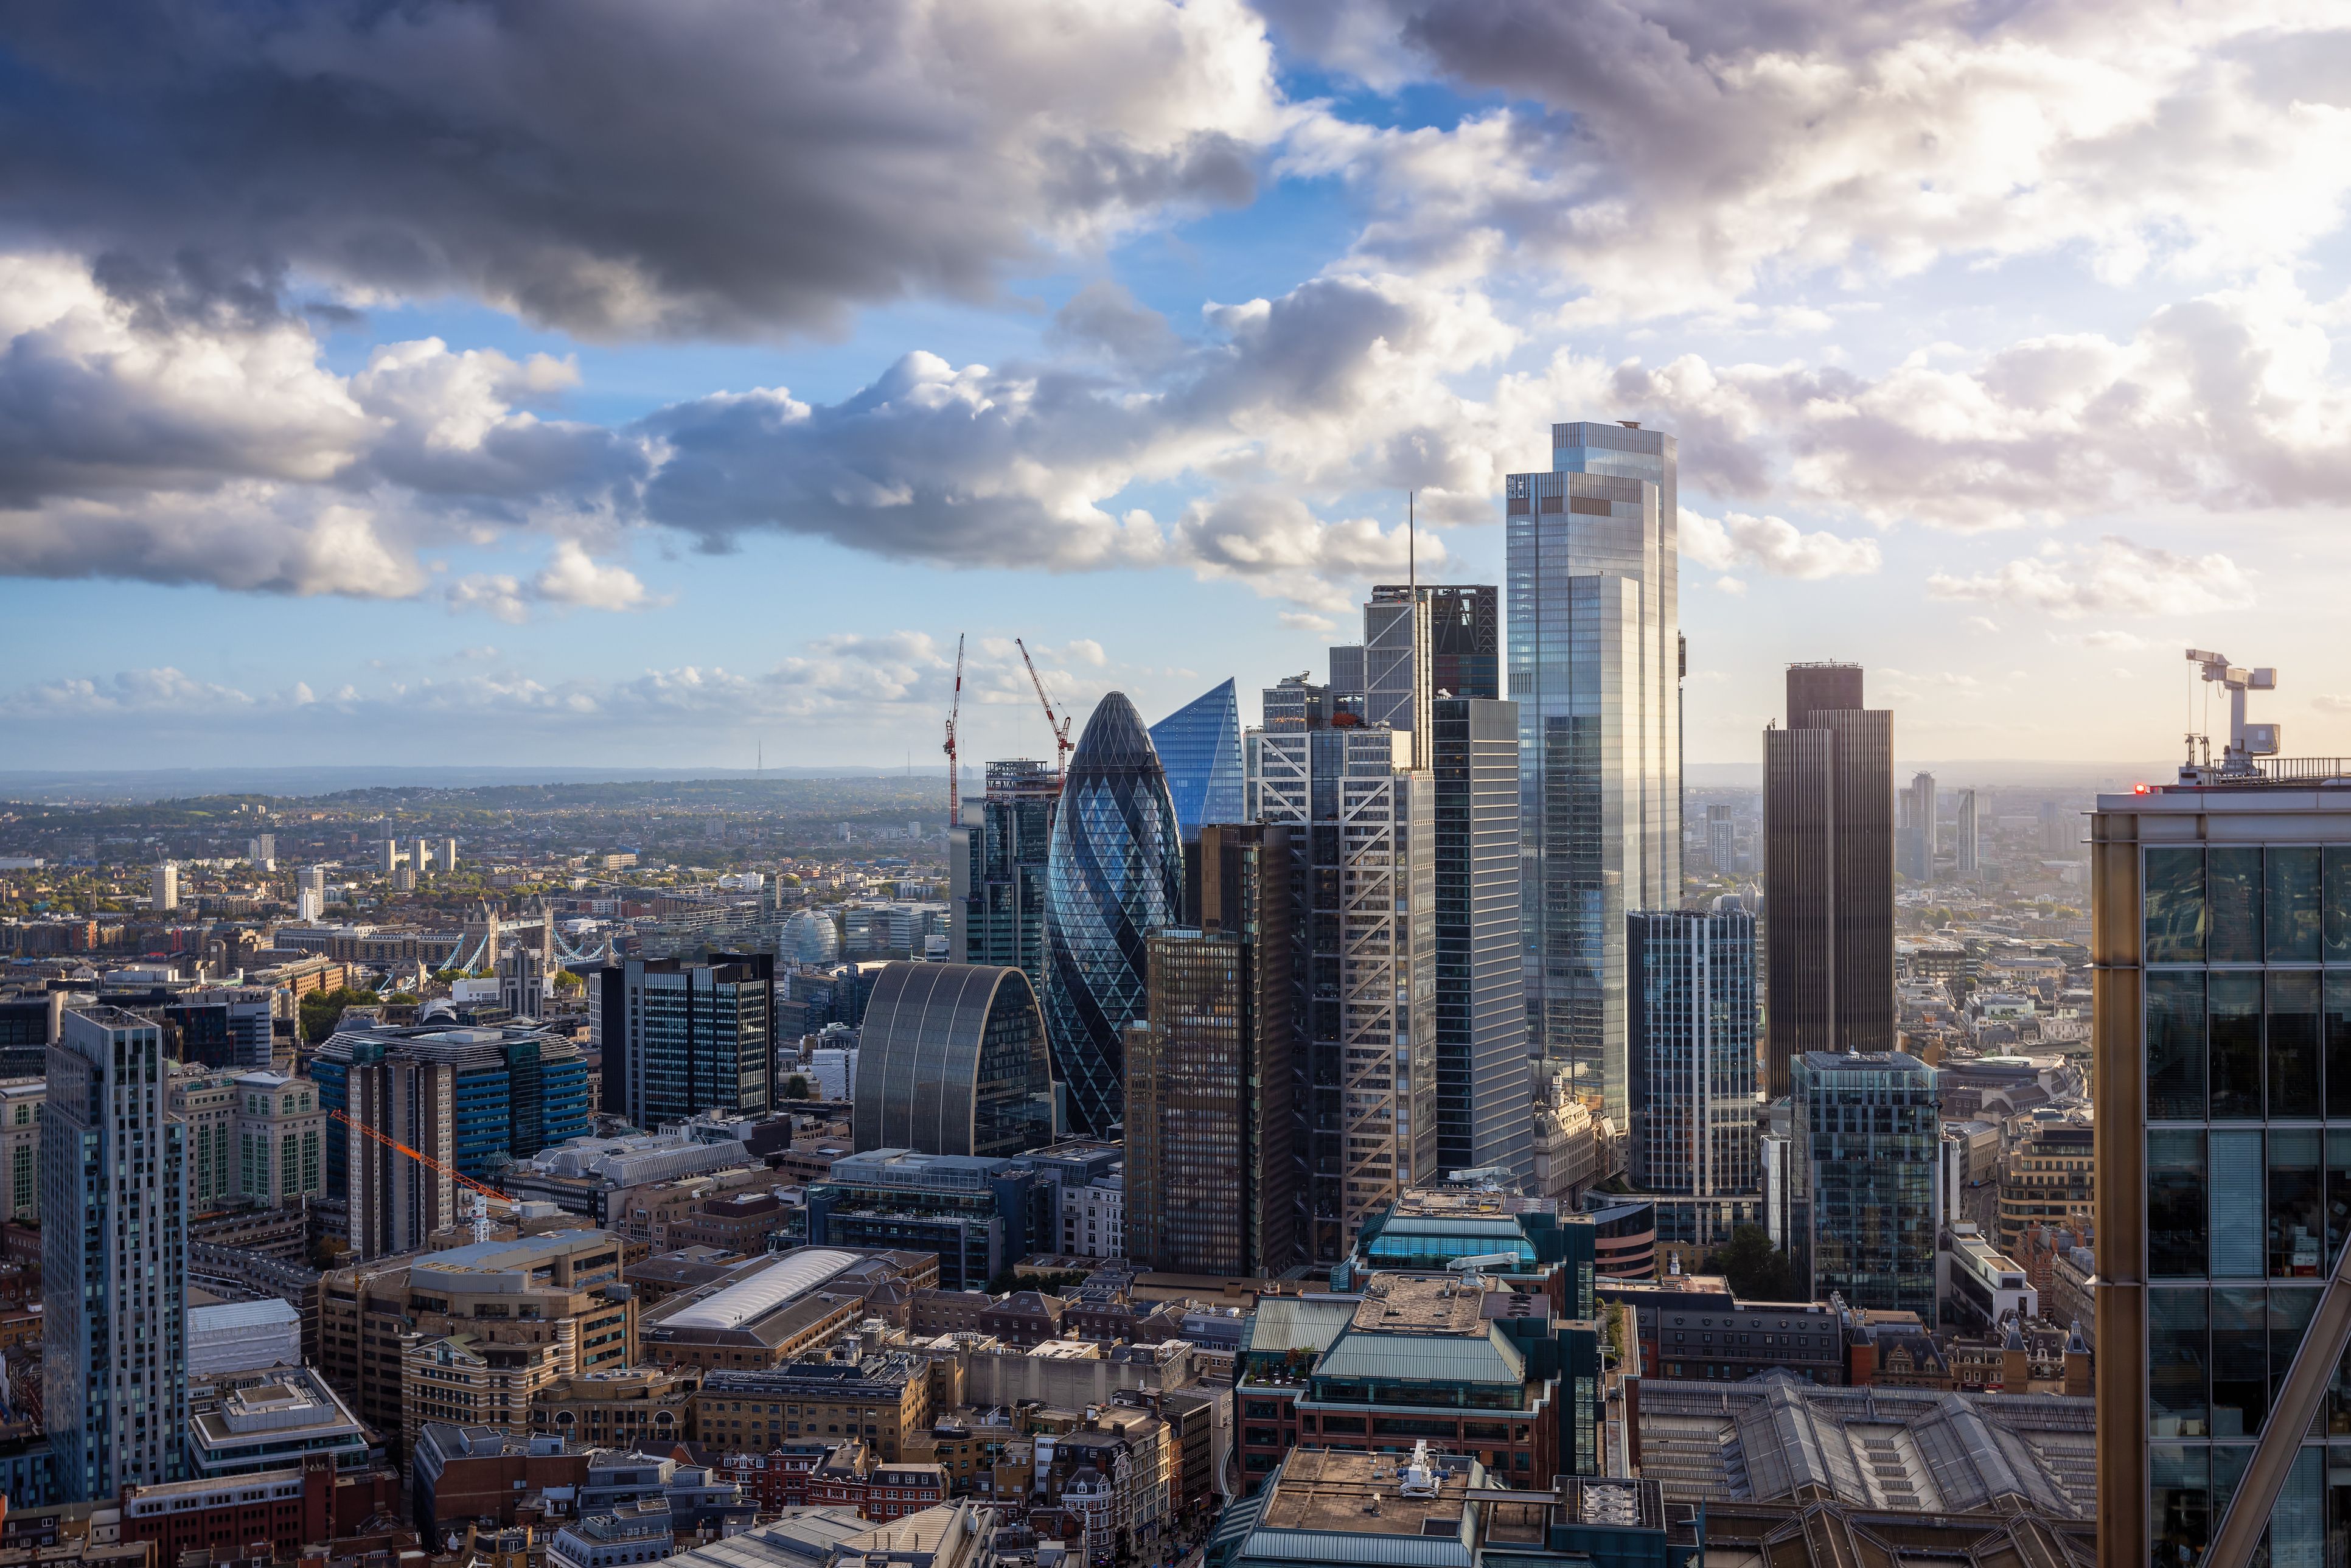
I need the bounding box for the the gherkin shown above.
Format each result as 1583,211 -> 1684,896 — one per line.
1042,691 -> 1185,1138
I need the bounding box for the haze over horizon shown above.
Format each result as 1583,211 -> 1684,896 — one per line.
5,1 -> 2347,769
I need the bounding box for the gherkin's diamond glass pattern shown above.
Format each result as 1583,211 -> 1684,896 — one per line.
1044,692 -> 1185,1138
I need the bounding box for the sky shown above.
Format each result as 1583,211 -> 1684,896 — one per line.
6,0 -> 2351,774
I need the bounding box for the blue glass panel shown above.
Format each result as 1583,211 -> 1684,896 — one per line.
1150,679 -> 1244,840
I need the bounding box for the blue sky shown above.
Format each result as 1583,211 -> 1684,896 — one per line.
5,1 -> 2349,772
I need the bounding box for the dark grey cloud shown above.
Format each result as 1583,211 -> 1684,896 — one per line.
0,0 -> 1281,338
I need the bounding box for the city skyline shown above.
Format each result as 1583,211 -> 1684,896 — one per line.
8,5 -> 2350,770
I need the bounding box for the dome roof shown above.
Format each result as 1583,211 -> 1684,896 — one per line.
1067,692 -> 1164,780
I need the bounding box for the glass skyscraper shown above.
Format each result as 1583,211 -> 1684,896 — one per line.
1628,904 -> 1758,1208
1248,720 -> 1435,1261
1791,1050 -> 1938,1318
2093,772 -> 2351,1568
1506,422 -> 1681,1122
1150,678 -> 1244,842
950,758 -> 1060,996
1042,691 -> 1185,1139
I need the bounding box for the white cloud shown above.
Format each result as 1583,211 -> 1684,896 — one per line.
531,541 -> 651,612
1679,507 -> 1879,579
1928,535 -> 2253,619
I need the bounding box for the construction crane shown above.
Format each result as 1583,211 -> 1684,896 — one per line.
942,633 -> 966,827
1014,637 -> 1074,773
331,1108 -> 514,1244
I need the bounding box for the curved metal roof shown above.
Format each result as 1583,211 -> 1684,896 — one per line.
660,1249 -> 862,1331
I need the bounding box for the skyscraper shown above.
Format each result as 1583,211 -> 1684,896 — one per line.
1705,803 -> 1735,874
1123,823 -> 1295,1277
44,1006 -> 189,1500
1149,679 -> 1245,843
1952,788 -> 1980,877
853,961 -> 1056,1159
1762,663 -> 1895,1095
1790,1050 -> 1937,1319
2091,770 -> 2351,1568
1333,585 -> 1527,1182
601,953 -> 775,1129
1248,722 -> 1435,1261
1042,692 -> 1185,1139
1627,905 -> 1758,1204
151,860 -> 178,911
950,758 -> 1060,995
1506,422 -> 1681,1120
1898,770 -> 1936,882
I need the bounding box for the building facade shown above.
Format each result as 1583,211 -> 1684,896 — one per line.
1627,905 -> 1758,1202
852,961 -> 1054,1159
1791,1051 -> 1937,1319
1150,679 -> 1245,848
950,758 -> 1060,995
43,1006 -> 189,1501
1042,692 -> 1186,1140
0,1078 -> 38,1223
1432,692 -> 1531,1182
604,954 -> 775,1129
2090,772 -> 2351,1568
1507,423 -> 1681,1120
1762,663 -> 1895,1094
1247,722 -> 1437,1261
1125,823 -> 1294,1277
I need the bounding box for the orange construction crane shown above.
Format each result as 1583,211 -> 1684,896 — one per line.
1014,638 -> 1073,773
331,1108 -> 509,1202
942,632 -> 966,827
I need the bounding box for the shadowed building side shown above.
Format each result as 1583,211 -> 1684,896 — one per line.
851,961 -> 1055,1159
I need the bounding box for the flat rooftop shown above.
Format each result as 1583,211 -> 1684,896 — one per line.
1255,1448 -> 1468,1539
1351,1276 -> 1489,1336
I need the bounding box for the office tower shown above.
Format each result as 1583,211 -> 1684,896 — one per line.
951,761 -> 1059,994
602,953 -> 775,1129
1422,584 -> 1501,700
1431,695 -> 1532,1181
1705,804 -> 1735,873
1124,824 -> 1296,1277
1952,789 -> 1980,877
1259,674 -> 1329,731
1326,644 -> 1368,713
1042,692 -> 1185,1140
500,946 -> 546,1022
1506,421 -> 1680,1119
43,1007 -> 189,1500
159,985 -> 275,1069
1150,680 -> 1245,843
1248,722 -> 1435,1261
246,834 -> 275,870
1897,770 -> 1936,882
344,1047 -> 456,1258
1761,662 -> 1895,1095
151,860 -> 178,911
0,1080 -> 40,1223
1362,586 -> 1434,760
2091,772 -> 2351,1568
297,866 -> 326,922
2039,799 -> 2069,854
318,1022 -> 589,1214
1789,1050 -> 1937,1318
853,961 -> 1055,1158
1627,905 -> 1758,1200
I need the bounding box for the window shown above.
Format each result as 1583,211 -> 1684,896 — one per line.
2150,1130 -> 2208,1278
2209,975 -> 2264,1121
2147,848 -> 2206,963
2148,973 -> 2207,1121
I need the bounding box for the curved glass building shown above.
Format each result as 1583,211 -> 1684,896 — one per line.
1043,691 -> 1185,1138
852,961 -> 1054,1158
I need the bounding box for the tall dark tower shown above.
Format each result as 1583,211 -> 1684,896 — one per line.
1042,692 -> 1185,1138
1762,662 -> 1893,1096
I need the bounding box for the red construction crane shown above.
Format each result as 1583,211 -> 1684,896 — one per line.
1015,637 -> 1073,773
942,632 -> 966,826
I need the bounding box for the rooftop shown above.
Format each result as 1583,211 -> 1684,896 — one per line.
1351,1277 -> 1492,1336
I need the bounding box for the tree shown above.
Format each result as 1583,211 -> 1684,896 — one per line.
1706,1225 -> 1797,1301
299,985 -> 381,1044
783,1074 -> 811,1099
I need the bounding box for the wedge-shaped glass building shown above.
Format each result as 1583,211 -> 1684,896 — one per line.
1151,678 -> 1244,843
1043,691 -> 1185,1138
852,960 -> 1055,1159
